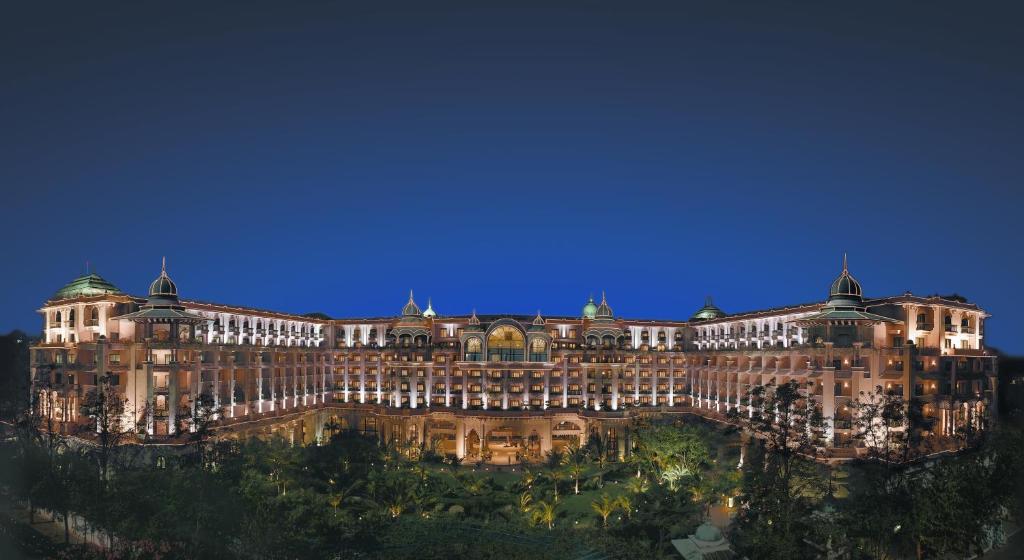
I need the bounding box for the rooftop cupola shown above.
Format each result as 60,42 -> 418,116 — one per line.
827,253 -> 864,309
51,271 -> 123,301
149,257 -> 177,297
466,309 -> 483,331
594,291 -> 614,319
422,297 -> 437,318
529,310 -> 546,331
690,296 -> 726,321
401,290 -> 422,317
582,295 -> 598,319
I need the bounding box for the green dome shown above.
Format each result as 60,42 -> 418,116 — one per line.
52,273 -> 123,301
422,298 -> 436,318
582,295 -> 597,319
694,522 -> 722,542
690,296 -> 726,321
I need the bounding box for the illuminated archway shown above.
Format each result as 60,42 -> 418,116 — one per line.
487,326 -> 525,361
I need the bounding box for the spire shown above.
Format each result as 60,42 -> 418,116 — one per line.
705,295 -> 713,306
401,289 -> 421,317
601,290 -> 607,304
423,297 -> 436,318
468,308 -> 481,327
842,252 -> 848,273
162,256 -> 167,274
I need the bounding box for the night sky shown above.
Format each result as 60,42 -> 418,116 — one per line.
2,2 -> 1021,352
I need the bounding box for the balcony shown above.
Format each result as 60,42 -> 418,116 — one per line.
916,322 -> 934,331
944,325 -> 958,333
960,326 -> 975,334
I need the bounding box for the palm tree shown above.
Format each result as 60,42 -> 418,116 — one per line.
660,463 -> 691,492
546,469 -> 565,502
521,468 -> 538,490
562,443 -> 588,495
616,495 -> 634,519
626,476 -> 649,495
591,493 -> 618,528
518,490 -> 533,513
531,500 -> 558,530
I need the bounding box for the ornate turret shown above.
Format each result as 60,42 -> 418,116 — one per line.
529,310 -> 546,331
582,295 -> 598,319
796,255 -> 896,325
116,259 -> 205,320
145,257 -> 181,308
594,291 -> 613,320
690,296 -> 726,321
422,297 -> 436,318
401,290 -> 422,317
466,309 -> 482,331
827,253 -> 863,309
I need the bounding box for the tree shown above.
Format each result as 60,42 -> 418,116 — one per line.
626,475 -> 649,495
630,422 -> 711,484
616,494 -> 634,519
518,490 -> 533,513
545,468 -> 565,502
562,442 -> 588,495
851,385 -> 907,464
531,499 -> 558,530
78,377 -> 133,482
591,493 -> 618,528
177,390 -> 222,467
586,432 -> 611,487
728,380 -> 826,560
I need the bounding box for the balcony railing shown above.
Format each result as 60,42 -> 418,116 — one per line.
944,325 -> 958,333
960,326 -> 975,334
916,322 -> 934,331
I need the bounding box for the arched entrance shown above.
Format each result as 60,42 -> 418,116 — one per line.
466,429 -> 481,458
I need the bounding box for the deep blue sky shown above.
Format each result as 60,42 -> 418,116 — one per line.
2,1 -> 1021,352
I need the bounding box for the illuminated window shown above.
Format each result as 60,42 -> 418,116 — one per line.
529,338 -> 547,362
464,337 -> 483,361
487,326 -> 525,361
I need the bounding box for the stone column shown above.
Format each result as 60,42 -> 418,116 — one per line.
823,367 -> 836,445
168,364 -> 179,435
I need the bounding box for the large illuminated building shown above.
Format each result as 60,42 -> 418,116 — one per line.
30,257 -> 998,461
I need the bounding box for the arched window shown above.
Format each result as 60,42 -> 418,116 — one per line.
487,326 -> 525,361
54,311 -> 62,324
68,309 -> 75,323
465,337 -> 483,361
89,307 -> 99,324
529,338 -> 547,362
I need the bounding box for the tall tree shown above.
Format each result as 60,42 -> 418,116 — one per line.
728,380 -> 826,559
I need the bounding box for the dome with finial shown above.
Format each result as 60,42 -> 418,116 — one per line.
422,297 -> 436,318
827,253 -> 863,308
582,295 -> 598,319
595,291 -> 613,319
690,296 -> 726,321
529,310 -> 546,331
401,290 -> 421,317
466,309 -> 482,330
149,257 -> 177,297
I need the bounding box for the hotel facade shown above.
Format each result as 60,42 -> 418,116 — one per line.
30,258 -> 998,462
